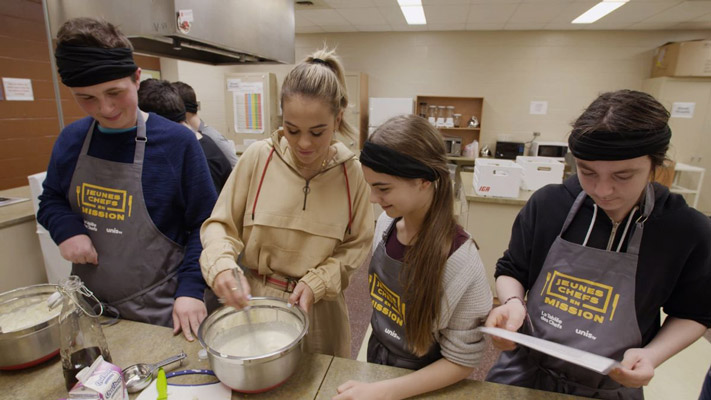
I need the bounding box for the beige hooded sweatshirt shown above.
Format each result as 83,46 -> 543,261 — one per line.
200,129 -> 374,303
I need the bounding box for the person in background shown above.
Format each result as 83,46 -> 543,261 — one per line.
702,361 -> 711,399
172,81 -> 238,168
38,17 -> 216,341
333,115 -> 492,400
199,48 -> 374,357
485,89 -> 711,399
138,79 -> 231,193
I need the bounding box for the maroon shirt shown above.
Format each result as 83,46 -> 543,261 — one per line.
385,222 -> 469,261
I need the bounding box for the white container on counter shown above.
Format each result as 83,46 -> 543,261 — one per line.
516,156 -> 564,191
473,159 -> 523,198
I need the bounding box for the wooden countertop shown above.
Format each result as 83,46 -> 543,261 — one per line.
0,186 -> 35,229
0,319 -> 585,399
461,171 -> 533,206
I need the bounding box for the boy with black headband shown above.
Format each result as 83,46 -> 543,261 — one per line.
38,17 -> 217,342
485,90 -> 711,399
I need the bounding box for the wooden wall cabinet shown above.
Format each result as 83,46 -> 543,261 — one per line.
415,95 -> 483,151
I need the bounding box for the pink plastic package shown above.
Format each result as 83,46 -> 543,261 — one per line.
66,355 -> 128,400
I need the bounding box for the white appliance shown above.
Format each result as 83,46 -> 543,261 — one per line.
28,172 -> 71,284
368,98 -> 414,136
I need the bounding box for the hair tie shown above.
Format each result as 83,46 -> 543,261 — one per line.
311,57 -> 328,66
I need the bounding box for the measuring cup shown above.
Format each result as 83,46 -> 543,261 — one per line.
122,351 -> 187,393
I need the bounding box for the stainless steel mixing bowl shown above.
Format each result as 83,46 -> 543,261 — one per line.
197,297 -> 308,393
0,284 -> 61,370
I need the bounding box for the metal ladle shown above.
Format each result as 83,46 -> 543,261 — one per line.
122,352 -> 187,393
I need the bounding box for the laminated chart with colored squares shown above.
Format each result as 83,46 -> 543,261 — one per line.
228,79 -> 265,134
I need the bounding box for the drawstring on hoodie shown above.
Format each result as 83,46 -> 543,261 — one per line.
251,146 -> 354,235
582,203 -> 639,252
252,147 -> 275,220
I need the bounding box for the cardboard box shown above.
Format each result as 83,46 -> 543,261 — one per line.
651,40 -> 711,78
473,158 -> 523,198
516,156 -> 565,191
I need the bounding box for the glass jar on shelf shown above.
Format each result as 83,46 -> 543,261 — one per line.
436,106 -> 446,128
418,102 -> 428,118
427,105 -> 437,126
444,106 -> 455,128
453,113 -> 462,128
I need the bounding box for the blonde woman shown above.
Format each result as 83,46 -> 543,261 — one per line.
334,115 -> 492,399
200,48 -> 374,357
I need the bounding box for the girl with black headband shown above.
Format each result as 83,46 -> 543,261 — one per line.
200,48 -> 374,358
334,115 -> 492,400
486,90 -> 711,399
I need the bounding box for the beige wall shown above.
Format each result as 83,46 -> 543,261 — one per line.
163,29 -> 710,152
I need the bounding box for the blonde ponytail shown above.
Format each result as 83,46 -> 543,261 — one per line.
281,47 -> 355,140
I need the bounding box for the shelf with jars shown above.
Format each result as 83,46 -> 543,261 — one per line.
415,95 -> 484,156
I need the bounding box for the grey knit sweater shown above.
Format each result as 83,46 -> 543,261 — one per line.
372,213 -> 493,368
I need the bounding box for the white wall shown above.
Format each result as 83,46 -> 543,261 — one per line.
162,29 -> 710,152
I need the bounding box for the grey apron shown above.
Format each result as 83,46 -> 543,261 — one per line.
68,112 -> 183,327
487,185 -> 655,400
367,219 -> 441,370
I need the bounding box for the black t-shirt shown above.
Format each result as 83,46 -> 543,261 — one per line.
496,175 -> 711,345
385,221 -> 469,261
199,134 -> 232,193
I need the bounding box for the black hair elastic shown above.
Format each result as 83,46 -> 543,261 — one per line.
183,100 -> 198,113
360,141 -> 437,181
311,57 -> 328,65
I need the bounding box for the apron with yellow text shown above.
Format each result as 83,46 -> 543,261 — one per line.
68,112 -> 184,327
487,185 -> 655,400
367,219 -> 441,370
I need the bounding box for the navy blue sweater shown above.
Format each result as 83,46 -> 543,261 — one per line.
38,113 -> 217,300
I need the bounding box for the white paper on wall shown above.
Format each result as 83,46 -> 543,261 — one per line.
529,101 -> 548,115
2,77 -> 34,101
229,81 -> 264,134
670,102 -> 695,119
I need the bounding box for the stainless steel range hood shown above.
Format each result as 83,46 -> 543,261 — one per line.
45,0 -> 295,65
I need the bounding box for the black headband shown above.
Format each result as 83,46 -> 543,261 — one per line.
568,125 -> 671,161
55,44 -> 138,87
360,141 -> 437,181
183,100 -> 198,113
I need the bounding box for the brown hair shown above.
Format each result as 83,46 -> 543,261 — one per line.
138,79 -> 186,122
172,81 -> 197,108
56,17 -> 136,82
281,47 -> 355,139
57,17 -> 133,50
369,115 -> 457,356
570,89 -> 670,169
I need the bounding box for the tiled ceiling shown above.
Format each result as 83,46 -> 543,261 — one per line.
294,0 -> 711,32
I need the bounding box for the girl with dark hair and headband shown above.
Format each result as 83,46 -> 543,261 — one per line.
38,18 -> 216,341
200,48 -> 374,357
333,115 -> 492,400
486,89 -> 711,399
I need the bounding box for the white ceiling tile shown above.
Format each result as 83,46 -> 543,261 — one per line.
508,3 -> 566,23
504,22 -> 548,29
427,23 -> 468,30
466,4 -> 519,23
422,0 -> 474,4
378,5 -> 409,25
423,5 -> 471,24
354,24 -> 394,31
319,24 -> 359,32
626,21 -> 681,29
642,1 -> 711,23
587,2 -> 679,27
299,9 -> 351,25
466,22 -> 507,29
337,7 -> 388,25
295,26 -> 326,33
543,21 -> 585,29
323,0 -> 377,7
295,10 -> 317,27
